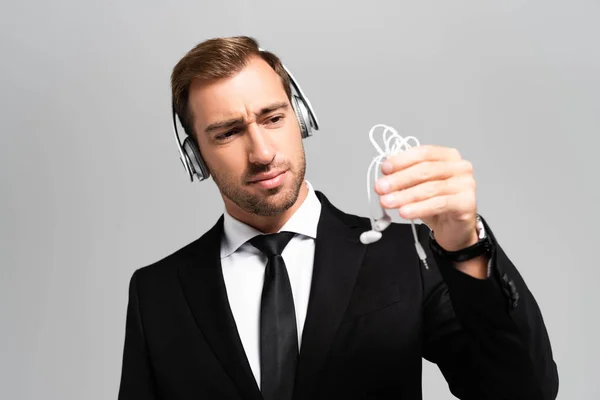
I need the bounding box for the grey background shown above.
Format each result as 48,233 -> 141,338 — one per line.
1,0 -> 598,399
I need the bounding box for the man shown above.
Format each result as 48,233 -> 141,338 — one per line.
118,36 -> 558,399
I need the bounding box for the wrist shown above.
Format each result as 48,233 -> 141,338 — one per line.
440,229 -> 479,252
428,215 -> 493,266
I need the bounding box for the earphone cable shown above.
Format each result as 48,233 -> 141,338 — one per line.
365,124 -> 429,269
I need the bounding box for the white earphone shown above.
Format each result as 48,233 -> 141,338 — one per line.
360,214 -> 392,244
359,124 -> 429,268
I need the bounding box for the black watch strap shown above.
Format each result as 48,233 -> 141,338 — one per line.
428,217 -> 493,262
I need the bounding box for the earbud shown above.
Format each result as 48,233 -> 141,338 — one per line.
360,230 -> 383,245
373,214 -> 391,231
360,211 -> 392,245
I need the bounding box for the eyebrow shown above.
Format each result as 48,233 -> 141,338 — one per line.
204,101 -> 289,134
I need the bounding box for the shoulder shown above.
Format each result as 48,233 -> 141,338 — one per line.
131,215 -> 224,287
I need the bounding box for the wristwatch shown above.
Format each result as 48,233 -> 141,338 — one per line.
428,215 -> 493,262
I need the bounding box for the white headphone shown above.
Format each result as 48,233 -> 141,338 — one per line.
171,48 -> 320,182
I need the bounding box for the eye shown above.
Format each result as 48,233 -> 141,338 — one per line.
216,129 -> 239,141
267,115 -> 284,125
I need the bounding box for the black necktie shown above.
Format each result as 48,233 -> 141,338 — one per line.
249,231 -> 298,400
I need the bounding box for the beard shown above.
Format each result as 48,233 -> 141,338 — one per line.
210,149 -> 306,217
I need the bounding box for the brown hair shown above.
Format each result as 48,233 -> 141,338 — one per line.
171,36 -> 292,138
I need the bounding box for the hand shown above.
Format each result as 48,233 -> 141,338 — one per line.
374,145 -> 479,252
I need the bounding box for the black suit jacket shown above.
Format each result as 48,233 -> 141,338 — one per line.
118,191 -> 558,399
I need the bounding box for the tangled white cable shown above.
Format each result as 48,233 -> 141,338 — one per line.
360,124 -> 429,269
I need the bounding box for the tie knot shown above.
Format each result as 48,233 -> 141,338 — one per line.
249,231 -> 295,257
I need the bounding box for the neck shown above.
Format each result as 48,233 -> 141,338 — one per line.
223,181 -> 309,234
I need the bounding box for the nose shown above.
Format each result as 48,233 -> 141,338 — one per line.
247,123 -> 275,165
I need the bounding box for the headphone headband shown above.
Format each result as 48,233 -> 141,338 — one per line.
281,64 -> 319,131
171,104 -> 194,180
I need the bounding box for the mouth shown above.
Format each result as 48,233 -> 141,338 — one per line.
248,170 -> 287,189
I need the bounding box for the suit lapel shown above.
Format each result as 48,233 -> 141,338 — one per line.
176,191 -> 368,400
178,216 -> 263,400
294,191 -> 368,399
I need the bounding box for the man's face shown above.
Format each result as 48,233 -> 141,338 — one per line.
188,55 -> 306,217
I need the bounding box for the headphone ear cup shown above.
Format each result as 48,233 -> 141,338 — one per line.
182,137 -> 210,181
291,95 -> 311,139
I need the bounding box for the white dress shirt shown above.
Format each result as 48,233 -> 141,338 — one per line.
220,180 -> 321,389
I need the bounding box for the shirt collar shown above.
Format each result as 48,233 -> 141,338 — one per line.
220,180 -> 321,259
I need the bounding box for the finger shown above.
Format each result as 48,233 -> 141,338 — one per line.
380,175 -> 475,209
398,191 -> 476,221
381,145 -> 462,175
376,159 -> 473,195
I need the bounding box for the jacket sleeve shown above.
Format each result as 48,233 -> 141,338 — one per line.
118,270 -> 159,400
419,216 -> 559,400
